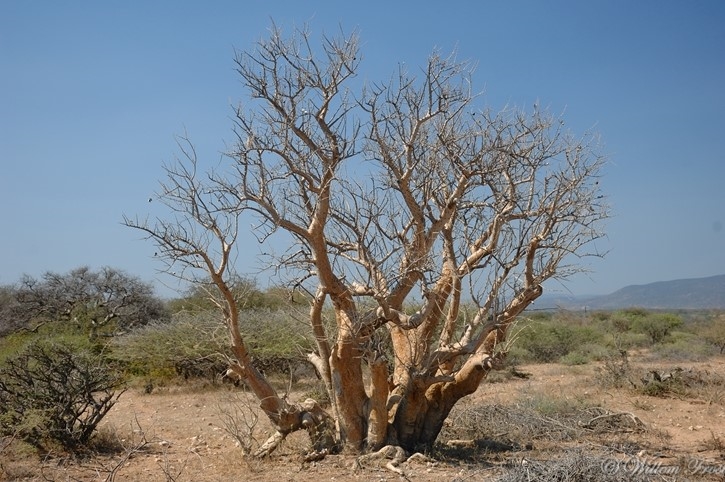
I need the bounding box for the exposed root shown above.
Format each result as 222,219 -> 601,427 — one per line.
302,448 -> 329,463
253,430 -> 287,458
253,398 -> 339,459
352,445 -> 432,477
406,452 -> 434,464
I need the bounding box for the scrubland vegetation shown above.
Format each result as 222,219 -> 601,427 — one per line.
1,267 -> 724,480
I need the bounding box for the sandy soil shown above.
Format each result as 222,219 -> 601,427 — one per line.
2,355 -> 724,481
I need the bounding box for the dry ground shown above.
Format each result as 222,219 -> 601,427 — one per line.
2,354 -> 724,481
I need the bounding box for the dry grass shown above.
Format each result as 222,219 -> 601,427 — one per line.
2,354 -> 724,481
495,449 -> 639,482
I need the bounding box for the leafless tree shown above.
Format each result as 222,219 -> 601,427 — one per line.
124,24 -> 608,456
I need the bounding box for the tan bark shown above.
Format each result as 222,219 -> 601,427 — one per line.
390,282 -> 544,451
126,25 -> 607,456
330,338 -> 367,451
366,357 -> 390,450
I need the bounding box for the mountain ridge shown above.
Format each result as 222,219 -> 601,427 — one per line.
538,274 -> 725,310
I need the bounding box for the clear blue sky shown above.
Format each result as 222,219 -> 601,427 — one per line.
2,1 -> 724,298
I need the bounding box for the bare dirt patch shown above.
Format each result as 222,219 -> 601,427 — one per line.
3,355 -> 724,481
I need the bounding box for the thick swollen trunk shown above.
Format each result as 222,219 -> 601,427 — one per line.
391,354 -> 493,452
389,287 -> 543,451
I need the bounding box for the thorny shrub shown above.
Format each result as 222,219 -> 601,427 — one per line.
0,340 -> 124,451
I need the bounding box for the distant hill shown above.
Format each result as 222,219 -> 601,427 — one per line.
537,274 -> 725,310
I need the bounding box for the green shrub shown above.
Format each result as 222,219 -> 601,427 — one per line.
0,340 -> 124,451
608,309 -> 683,345
701,315 -> 725,354
561,341 -> 612,365
113,307 -> 316,385
649,333 -> 717,361
166,278 -> 299,314
0,330 -> 34,364
638,379 -> 672,397
620,307 -> 650,318
589,311 -> 611,323
631,312 -> 682,344
598,331 -> 650,351
0,319 -> 109,367
609,314 -> 632,333
506,345 -> 535,365
112,312 -> 228,384
559,351 -> 590,366
515,320 -> 601,363
518,391 -> 591,417
241,308 -> 314,356
515,324 -> 565,363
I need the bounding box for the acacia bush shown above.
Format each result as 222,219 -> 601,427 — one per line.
10,267 -> 169,339
649,331 -> 717,361
113,312 -> 228,385
0,285 -> 24,337
0,340 -> 124,451
631,312 -> 682,344
698,313 -> 725,354
166,278 -> 298,314
512,315 -> 603,364
510,309 -> 716,365
113,307 -> 317,385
